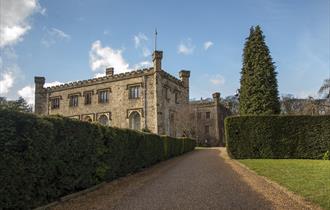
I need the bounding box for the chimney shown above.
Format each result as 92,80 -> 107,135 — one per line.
152,51 -> 163,72
212,92 -> 220,104
106,67 -> 114,76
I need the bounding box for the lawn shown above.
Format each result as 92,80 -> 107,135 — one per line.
239,159 -> 330,210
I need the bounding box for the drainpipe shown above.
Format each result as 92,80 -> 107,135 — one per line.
143,75 -> 147,129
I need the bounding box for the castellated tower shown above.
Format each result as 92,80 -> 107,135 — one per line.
212,92 -> 221,145
34,76 -> 47,115
152,51 -> 163,72
179,70 -> 190,102
152,50 -> 163,134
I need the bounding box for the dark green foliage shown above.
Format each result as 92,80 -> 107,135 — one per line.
0,97 -> 32,112
0,110 -> 195,209
225,115 -> 330,159
239,26 -> 281,115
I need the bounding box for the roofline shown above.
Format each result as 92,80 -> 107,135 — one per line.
44,67 -> 185,92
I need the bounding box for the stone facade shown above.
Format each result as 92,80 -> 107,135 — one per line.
35,51 -> 190,137
189,93 -> 231,146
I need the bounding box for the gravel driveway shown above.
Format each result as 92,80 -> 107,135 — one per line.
52,148 -> 319,210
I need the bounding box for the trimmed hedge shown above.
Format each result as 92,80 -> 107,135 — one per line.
225,115 -> 330,159
0,110 -> 195,209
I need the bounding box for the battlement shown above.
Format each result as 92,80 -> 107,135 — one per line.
45,67 -> 185,92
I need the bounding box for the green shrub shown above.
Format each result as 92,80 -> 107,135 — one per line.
0,110 -> 195,209
323,151 -> 329,160
225,115 -> 330,159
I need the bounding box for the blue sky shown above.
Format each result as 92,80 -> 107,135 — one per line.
0,0 -> 329,104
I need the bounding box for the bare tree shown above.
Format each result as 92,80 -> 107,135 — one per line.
319,78 -> 330,99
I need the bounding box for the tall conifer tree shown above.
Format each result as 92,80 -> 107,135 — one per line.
239,25 -> 280,115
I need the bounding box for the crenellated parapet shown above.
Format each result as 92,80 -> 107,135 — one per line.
34,50 -> 191,138
47,68 -> 154,92
45,67 -> 186,93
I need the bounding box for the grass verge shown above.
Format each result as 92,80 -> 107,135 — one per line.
239,159 -> 330,210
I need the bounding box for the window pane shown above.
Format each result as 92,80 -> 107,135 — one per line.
129,86 -> 139,99
99,90 -> 109,103
85,92 -> 92,104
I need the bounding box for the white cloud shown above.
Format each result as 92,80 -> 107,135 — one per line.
142,48 -> 151,57
18,85 -> 34,105
94,73 -> 106,78
44,81 -> 63,87
41,27 -> 71,47
89,40 -> 130,74
17,81 -> 63,105
134,33 -> 151,57
0,72 -> 14,95
296,90 -> 318,99
204,41 -> 214,50
210,74 -> 225,85
178,38 -> 195,55
0,0 -> 44,48
50,28 -> 70,39
134,33 -> 148,48
133,61 -> 152,69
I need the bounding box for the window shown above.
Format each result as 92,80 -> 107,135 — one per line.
129,86 -> 139,99
175,92 -> 179,104
129,111 -> 141,130
197,112 -> 202,119
164,87 -> 169,99
69,95 -> 79,107
98,90 -> 109,103
84,116 -> 92,122
51,98 -> 60,109
98,115 -> 109,126
206,112 -> 211,119
205,125 -> 209,135
84,92 -> 92,105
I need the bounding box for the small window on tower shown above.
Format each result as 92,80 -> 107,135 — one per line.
175,92 -> 179,104
206,112 -> 211,119
164,87 -> 169,100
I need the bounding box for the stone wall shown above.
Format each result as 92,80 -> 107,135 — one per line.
156,70 -> 189,136
46,71 -> 155,131
189,93 -> 230,146
34,51 -> 190,137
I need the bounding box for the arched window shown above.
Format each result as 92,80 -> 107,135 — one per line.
84,116 -> 92,122
98,114 -> 109,126
129,111 -> 141,130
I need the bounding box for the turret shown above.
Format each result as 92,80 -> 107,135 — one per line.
179,70 -> 190,88
34,76 -> 47,115
152,51 -> 163,72
212,92 -> 220,104
179,70 -> 190,103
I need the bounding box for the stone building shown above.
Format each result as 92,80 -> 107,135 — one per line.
189,93 -> 231,146
35,51 -> 190,137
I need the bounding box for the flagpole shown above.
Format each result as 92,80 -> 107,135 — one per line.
154,28 -> 157,51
